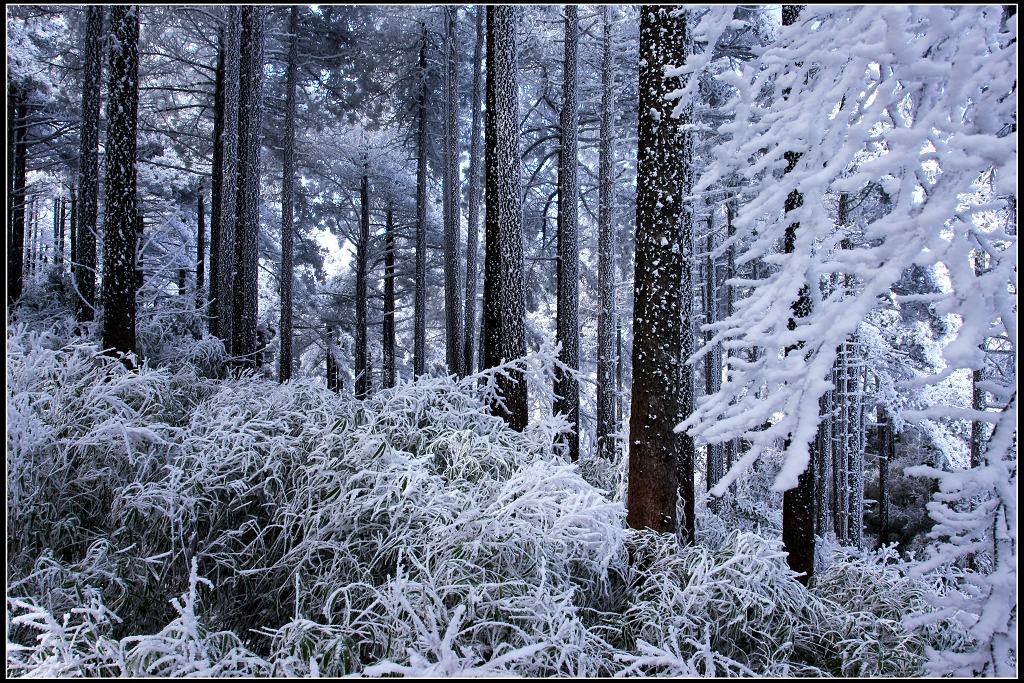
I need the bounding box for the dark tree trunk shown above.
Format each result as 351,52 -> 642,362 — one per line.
355,159 -> 370,399
627,6 -> 696,542
383,201 -> 397,388
414,24 -> 428,377
231,6 -> 264,371
463,7 -> 485,377
58,197 -> 67,268
196,192 -> 206,318
209,28 -> 225,337
555,5 -> 580,461
723,196 -> 738,478
75,5 -> 103,320
704,218 -> 724,507
100,5 -> 140,361
483,6 -> 528,431
596,5 -> 616,461
8,85 -> 28,304
217,9 -> 241,353
443,6 -> 465,377
279,5 -> 299,382
69,189 -> 78,280
616,320 -> 624,436
135,210 -> 144,297
779,4 -> 815,584
326,326 -> 339,393
877,402 -> 894,548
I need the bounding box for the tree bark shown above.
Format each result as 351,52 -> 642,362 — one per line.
443,6 -> 465,377
100,5 -> 140,361
596,5 -> 617,461
209,28 -> 225,337
8,85 -> 28,304
555,5 -> 581,461
414,24 -> 428,377
196,192 -> 206,318
704,217 -> 724,500
627,5 -> 696,542
483,5 -> 528,431
217,9 -> 242,354
383,201 -> 397,388
463,7 -> 485,377
70,189 -> 78,280
778,3 -> 817,584
355,158 -> 370,399
75,6 -> 104,320
279,5 -> 299,382
231,6 -> 264,371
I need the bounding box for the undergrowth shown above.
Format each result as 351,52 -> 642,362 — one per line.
6,293 -> 970,677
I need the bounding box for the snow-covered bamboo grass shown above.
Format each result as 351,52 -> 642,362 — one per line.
7,307 -> 971,677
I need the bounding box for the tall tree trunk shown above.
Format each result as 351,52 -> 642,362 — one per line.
779,4 -> 816,584
463,7 -> 484,376
74,6 -> 103,320
616,320 -> 624,436
627,5 -> 696,541
723,196 -> 738,477
877,399 -> 894,549
851,361 -> 867,548
326,325 -> 338,393
704,217 -> 724,499
555,5 -> 581,461
483,5 -> 527,431
383,200 -> 397,388
815,333 -> 834,537
414,24 -> 428,378
100,5 -> 140,360
596,5 -> 617,461
443,6 -> 465,377
58,197 -> 67,269
209,28 -> 225,337
279,5 -> 299,382
217,9 -> 242,354
196,192 -> 206,317
355,158 -> 370,399
70,189 -> 78,280
135,210 -> 144,298
8,85 -> 27,304
231,6 -> 264,370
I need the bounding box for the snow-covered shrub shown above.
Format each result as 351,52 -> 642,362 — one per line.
7,319 -> 969,677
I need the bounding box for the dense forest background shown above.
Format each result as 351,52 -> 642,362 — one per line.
6,4 -> 1017,677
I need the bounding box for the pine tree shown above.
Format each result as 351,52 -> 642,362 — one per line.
75,5 -> 104,320
279,5 -> 300,383
195,192 -> 206,318
627,5 -> 696,541
100,5 -> 140,360
216,9 -> 241,353
383,200 -> 397,389
554,5 -> 580,461
483,5 -> 527,431
414,24 -> 428,378
355,157 -> 370,399
596,6 -> 617,462
8,85 -> 28,304
209,27 -> 225,337
463,7 -> 485,377
231,6 -> 264,370
779,3 -> 817,583
443,6 -> 465,377
703,216 -> 724,501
